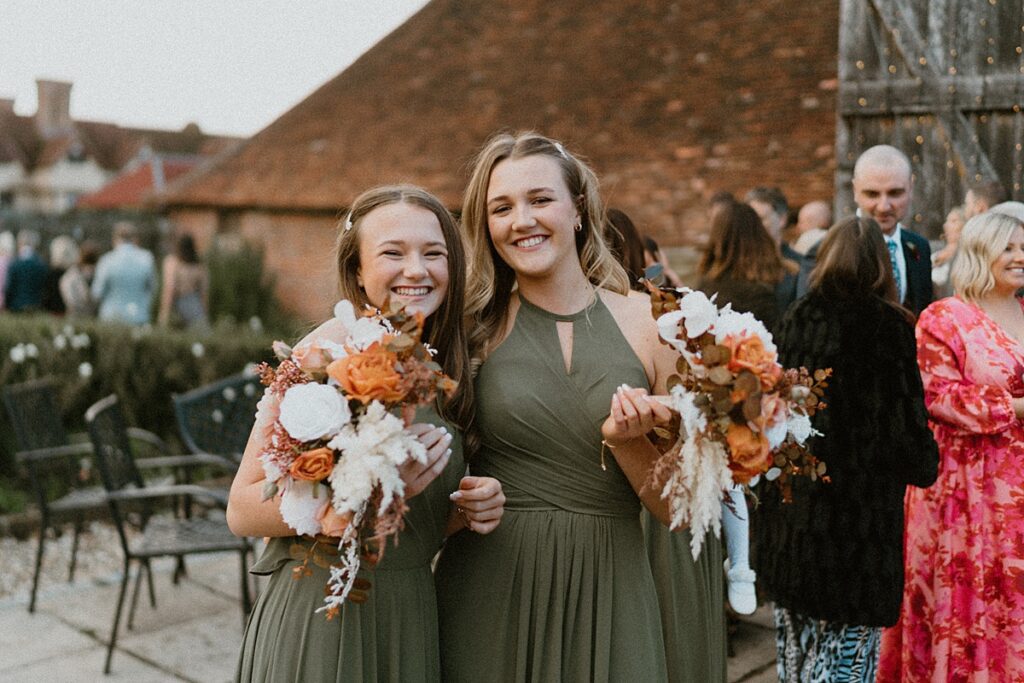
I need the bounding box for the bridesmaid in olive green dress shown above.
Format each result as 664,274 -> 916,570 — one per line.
435,133 -> 680,681
227,185 -> 505,683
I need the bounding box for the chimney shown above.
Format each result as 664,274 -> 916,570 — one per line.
0,98 -> 14,115
35,79 -> 73,138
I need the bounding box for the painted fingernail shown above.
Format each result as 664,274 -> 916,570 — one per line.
445,448 -> 452,458
449,491 -> 463,501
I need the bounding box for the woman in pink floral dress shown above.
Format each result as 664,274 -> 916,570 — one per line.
879,210 -> 1024,681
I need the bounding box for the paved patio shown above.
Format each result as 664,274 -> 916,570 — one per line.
0,532 -> 777,682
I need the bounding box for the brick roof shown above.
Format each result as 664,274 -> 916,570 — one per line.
164,0 -> 840,244
77,156 -> 201,209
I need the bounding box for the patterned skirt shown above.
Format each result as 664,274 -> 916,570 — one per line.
774,606 -> 881,683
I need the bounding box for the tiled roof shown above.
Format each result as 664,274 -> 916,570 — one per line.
164,0 -> 840,243
77,156 -> 201,209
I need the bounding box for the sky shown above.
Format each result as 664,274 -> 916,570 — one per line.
0,0 -> 431,137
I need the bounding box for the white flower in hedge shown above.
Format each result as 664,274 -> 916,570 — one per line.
53,334 -> 68,351
222,387 -> 237,401
249,316 -> 263,333
24,343 -> 38,359
62,324 -> 74,337
278,382 -> 351,442
9,344 -> 26,363
78,362 -> 93,379
191,342 -> 205,358
71,333 -> 90,350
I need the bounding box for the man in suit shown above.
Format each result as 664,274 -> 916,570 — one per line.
4,230 -> 48,312
91,221 -> 157,325
798,145 -> 933,316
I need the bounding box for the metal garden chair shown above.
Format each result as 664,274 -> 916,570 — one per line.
172,370 -> 263,464
85,393 -> 253,674
1,378 -> 222,613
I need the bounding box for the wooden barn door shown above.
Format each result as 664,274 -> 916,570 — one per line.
836,0 -> 1024,238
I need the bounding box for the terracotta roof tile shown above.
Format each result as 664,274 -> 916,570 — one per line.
77,157 -> 200,209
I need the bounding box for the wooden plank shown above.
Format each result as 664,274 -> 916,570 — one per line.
839,75 -> 1024,114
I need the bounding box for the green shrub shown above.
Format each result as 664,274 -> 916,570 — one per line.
0,313 -> 283,513
206,241 -> 296,336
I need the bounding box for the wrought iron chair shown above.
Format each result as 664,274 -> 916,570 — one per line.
172,370 -> 263,464
1,378 -> 226,613
85,394 -> 253,674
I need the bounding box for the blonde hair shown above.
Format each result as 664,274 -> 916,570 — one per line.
49,235 -> 79,270
333,184 -> 472,430
461,131 -> 628,359
952,211 -> 1024,302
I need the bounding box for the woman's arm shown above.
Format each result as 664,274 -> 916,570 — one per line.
157,256 -> 175,326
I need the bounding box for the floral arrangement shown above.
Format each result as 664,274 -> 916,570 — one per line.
645,284 -> 830,558
254,299 -> 456,617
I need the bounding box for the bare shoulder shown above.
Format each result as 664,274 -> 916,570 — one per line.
294,317 -> 348,350
599,289 -> 659,341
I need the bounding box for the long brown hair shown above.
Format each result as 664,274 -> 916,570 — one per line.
699,201 -> 788,284
334,185 -> 472,431
462,131 -> 628,361
809,216 -> 911,320
605,208 -> 646,290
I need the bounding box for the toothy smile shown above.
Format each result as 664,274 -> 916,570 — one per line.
514,235 -> 547,248
392,286 -> 432,296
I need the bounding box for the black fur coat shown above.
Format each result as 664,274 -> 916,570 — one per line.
752,291 -> 939,627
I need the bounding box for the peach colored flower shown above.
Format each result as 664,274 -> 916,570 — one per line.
726,423 -> 771,484
760,393 -> 790,448
327,342 -> 406,404
723,334 -> 783,390
289,447 -> 335,481
317,504 -> 352,537
292,343 -> 331,373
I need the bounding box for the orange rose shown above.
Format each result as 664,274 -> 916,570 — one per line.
317,504 -> 352,537
288,447 -> 335,481
725,423 -> 771,484
327,342 -> 406,404
724,335 -> 782,390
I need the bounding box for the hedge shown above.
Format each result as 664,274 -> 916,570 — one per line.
0,313 -> 293,512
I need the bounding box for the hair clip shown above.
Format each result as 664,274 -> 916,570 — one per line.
553,141 -> 569,160
343,212 -> 354,231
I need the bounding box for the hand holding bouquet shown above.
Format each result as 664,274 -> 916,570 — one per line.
645,284 -> 830,558
254,299 -> 456,617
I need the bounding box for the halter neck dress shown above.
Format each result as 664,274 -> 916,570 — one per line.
235,406 -> 463,683
434,293 -> 667,681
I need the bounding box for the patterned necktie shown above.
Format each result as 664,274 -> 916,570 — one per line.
886,238 -> 902,300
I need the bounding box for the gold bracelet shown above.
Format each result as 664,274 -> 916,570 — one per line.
600,439 -> 620,471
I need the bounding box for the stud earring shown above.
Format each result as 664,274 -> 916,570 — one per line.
574,219 -> 583,232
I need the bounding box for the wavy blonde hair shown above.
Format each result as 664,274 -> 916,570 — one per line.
462,132 -> 628,360
334,185 -> 472,431
952,211 -> 1024,302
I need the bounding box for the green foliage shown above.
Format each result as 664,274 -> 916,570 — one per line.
206,241 -> 296,336
0,313 -> 279,513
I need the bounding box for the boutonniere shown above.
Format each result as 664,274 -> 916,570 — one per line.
906,241 -> 921,261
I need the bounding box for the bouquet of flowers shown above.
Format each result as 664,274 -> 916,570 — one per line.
254,299 -> 456,618
645,284 -> 830,558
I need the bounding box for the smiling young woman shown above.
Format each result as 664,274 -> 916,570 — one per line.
228,185 -> 505,683
433,132 -> 693,681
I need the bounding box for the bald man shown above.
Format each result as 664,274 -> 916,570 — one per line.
792,200 -> 832,255
798,146 -> 934,315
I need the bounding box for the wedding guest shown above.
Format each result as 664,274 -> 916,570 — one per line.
755,216 -> 938,682
963,178 -> 1007,219
792,200 -> 832,255
92,221 -> 157,325
745,187 -> 801,311
229,185 -> 505,682
931,205 -> 965,299
435,132 -> 682,681
4,230 -> 47,312
0,231 -> 14,310
878,210 -> 1024,681
605,208 -> 646,287
992,200 -> 1024,223
60,240 -> 99,317
158,233 -> 209,330
42,235 -> 78,314
643,235 -> 685,288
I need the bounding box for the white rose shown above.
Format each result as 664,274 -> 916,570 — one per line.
279,480 -> 328,536
677,289 -> 719,338
278,382 -> 351,442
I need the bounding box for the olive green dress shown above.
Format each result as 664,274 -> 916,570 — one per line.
235,409 -> 463,683
643,513 -> 727,682
434,295 -> 668,682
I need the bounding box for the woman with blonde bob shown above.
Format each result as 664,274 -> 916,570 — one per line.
434,132 -> 680,681
229,185 -> 505,682
879,210 -> 1024,681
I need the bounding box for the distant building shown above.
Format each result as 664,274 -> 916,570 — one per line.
165,0 -> 840,320
0,79 -> 239,214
